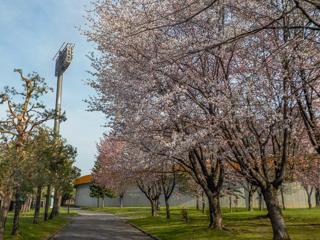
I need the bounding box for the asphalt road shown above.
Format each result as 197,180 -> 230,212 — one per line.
51,210 -> 153,240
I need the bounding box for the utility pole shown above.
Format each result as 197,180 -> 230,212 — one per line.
53,42 -> 74,135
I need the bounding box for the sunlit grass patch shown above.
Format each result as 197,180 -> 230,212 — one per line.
87,207 -> 320,240
4,208 -> 77,240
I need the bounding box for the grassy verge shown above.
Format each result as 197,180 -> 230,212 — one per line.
84,207 -> 320,240
4,209 -> 77,240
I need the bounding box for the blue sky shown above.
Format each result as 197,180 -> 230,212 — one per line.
0,0 -> 107,175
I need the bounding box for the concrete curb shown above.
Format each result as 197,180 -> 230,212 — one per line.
127,221 -> 161,240
46,218 -> 75,240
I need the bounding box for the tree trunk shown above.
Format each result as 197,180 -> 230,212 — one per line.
262,187 -> 290,240
0,192 -> 12,240
156,199 -> 160,211
164,197 -> 170,219
0,193 -> 10,238
27,197 -> 32,212
306,188 -> 313,209
0,195 -> 9,238
201,192 -> 205,213
307,193 -> 312,209
11,192 -> 22,235
150,200 -> 157,217
315,188 -> 320,207
151,201 -> 155,217
57,194 -> 62,213
207,194 -> 223,229
229,196 -> 232,213
280,186 -> 286,210
119,195 -> 123,208
102,197 -> 105,208
33,186 -> 42,224
67,200 -> 70,215
22,196 -> 32,213
304,186 -> 313,209
49,190 -> 61,219
258,191 -> 263,211
21,201 -> 25,213
0,192 -> 11,229
44,185 -> 51,221
196,195 -> 200,210
0,195 -> 11,238
97,197 -> 100,208
248,191 -> 253,211
0,226 -> 3,240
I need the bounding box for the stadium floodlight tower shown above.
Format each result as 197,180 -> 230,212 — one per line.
53,42 -> 74,135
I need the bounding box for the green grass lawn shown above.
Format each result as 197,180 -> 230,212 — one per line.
84,207 -> 320,240
4,209 -> 76,240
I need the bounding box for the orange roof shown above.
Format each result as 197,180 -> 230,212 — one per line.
74,175 -> 93,186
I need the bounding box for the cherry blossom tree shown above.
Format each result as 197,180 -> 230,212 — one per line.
293,153 -> 320,209
178,175 -> 203,211
93,136 -> 132,207
85,1 -> 320,239
136,172 -> 162,217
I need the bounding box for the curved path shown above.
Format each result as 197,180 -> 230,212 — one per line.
51,210 -> 153,240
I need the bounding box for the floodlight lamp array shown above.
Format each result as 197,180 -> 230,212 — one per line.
55,43 -> 75,76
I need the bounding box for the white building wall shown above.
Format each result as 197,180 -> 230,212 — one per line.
75,184 -> 98,207
75,183 -> 196,207
75,182 -> 316,209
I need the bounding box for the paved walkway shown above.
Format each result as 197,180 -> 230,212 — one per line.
51,210 -> 153,240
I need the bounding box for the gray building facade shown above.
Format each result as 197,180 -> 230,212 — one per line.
74,175 -> 316,209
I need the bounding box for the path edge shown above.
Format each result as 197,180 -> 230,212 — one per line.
46,218 -> 75,240
127,221 -> 161,240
